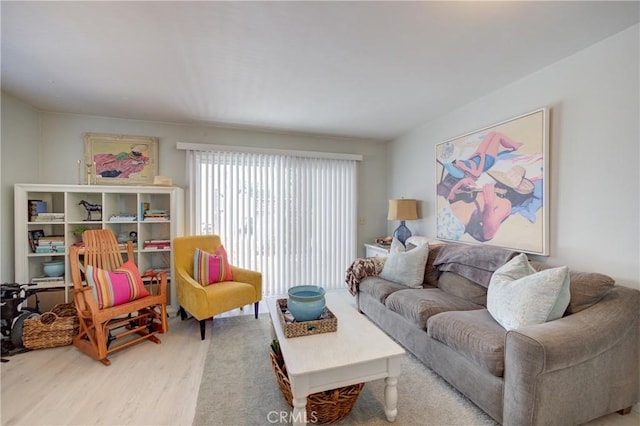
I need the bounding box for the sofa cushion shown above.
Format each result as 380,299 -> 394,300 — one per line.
423,243 -> 445,287
358,276 -> 408,304
487,254 -> 570,331
385,288 -> 483,329
379,239 -> 429,288
437,272 -> 487,306
427,309 -> 507,377
529,261 -> 614,315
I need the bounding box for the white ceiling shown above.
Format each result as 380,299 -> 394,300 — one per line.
2,1 -> 638,141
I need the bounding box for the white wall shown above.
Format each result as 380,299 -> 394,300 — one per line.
388,25 -> 639,289
1,95 -> 41,281
0,97 -> 388,281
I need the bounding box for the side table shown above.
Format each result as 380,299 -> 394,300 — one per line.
364,243 -> 389,258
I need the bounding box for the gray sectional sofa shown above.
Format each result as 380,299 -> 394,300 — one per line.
355,238 -> 639,425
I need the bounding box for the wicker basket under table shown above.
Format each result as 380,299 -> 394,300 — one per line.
23,303 -> 79,349
269,349 -> 364,424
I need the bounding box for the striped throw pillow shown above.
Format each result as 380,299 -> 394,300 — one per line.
86,260 -> 150,309
194,246 -> 233,286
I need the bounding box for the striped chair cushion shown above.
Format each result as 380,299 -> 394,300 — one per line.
194,246 -> 233,286
86,260 -> 149,309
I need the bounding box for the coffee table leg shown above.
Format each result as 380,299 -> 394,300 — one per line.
384,376 -> 398,421
292,396 -> 307,426
290,376 -> 309,426
384,357 -> 401,422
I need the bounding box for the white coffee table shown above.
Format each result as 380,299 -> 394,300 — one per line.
268,291 -> 405,426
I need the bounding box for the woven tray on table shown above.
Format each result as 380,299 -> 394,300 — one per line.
269,344 -> 364,424
23,303 -> 79,350
276,298 -> 337,338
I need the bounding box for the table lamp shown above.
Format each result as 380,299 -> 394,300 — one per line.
387,199 -> 419,245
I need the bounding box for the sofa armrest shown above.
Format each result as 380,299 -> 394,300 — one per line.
504,286 -> 640,425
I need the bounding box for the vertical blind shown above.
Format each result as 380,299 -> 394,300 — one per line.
185,149 -> 358,297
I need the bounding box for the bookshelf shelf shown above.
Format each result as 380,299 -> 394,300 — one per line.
15,184 -> 184,307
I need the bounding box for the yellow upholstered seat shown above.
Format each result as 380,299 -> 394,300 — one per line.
173,235 -> 262,339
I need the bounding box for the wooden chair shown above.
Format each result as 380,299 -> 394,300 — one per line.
69,229 -> 168,365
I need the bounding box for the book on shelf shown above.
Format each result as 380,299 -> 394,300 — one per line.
109,213 -> 137,222
30,277 -> 65,288
37,235 -> 65,243
37,242 -> 65,247
31,277 -> 65,287
143,244 -> 171,250
31,276 -> 65,283
143,208 -> 169,221
35,246 -> 65,254
140,202 -> 150,218
34,212 -> 65,221
28,199 -> 47,221
28,232 -> 64,253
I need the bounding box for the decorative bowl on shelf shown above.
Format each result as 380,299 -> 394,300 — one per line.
43,260 -> 65,277
287,285 -> 326,322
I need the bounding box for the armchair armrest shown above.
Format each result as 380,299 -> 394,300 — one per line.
231,266 -> 262,298
175,267 -> 209,319
504,287 -> 640,425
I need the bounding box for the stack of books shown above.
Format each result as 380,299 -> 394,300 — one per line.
34,212 -> 65,222
143,239 -> 171,250
109,213 -> 137,222
35,236 -> 66,253
31,275 -> 65,287
143,209 -> 169,221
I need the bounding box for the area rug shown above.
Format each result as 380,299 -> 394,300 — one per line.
193,314 -> 497,426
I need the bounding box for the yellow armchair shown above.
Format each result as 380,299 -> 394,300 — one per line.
173,235 -> 262,339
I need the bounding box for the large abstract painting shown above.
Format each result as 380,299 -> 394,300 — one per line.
435,109 -> 549,255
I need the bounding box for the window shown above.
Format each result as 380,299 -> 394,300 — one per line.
182,146 -> 359,297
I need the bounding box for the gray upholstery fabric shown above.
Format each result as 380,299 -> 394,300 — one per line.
358,291 -> 505,423
503,286 -> 639,425
356,269 -> 640,426
437,272 -> 487,306
427,309 -> 506,377
358,276 -> 407,304
433,242 -> 517,287
423,244 -> 445,287
529,260 -> 614,315
385,288 -> 482,329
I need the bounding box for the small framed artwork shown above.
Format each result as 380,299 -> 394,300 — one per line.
435,108 -> 549,255
84,133 -> 159,185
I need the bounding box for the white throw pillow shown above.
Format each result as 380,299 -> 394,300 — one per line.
487,253 -> 570,331
379,238 -> 429,288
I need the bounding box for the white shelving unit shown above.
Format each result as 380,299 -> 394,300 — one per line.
14,184 -> 184,309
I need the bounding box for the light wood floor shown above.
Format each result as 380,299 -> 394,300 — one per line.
1,291 -> 638,425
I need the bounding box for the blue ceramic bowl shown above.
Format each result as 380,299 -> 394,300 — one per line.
287,285 -> 326,322
43,260 -> 65,277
